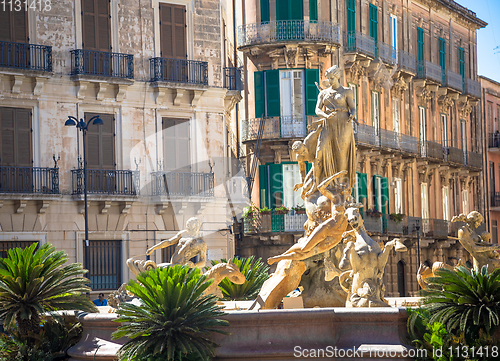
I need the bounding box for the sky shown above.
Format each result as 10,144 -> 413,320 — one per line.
457,0 -> 500,82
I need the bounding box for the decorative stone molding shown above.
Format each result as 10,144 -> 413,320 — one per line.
100,201 -> 112,214
75,80 -> 88,99
16,200 -> 27,214
349,60 -> 366,80
38,200 -> 50,214
458,99 -> 473,119
392,75 -> 408,97
115,83 -> 128,102
120,202 -> 133,214
416,86 -> 433,105
11,75 -> 23,93
33,77 -> 46,96
284,45 -> 300,68
96,83 -> 107,101
439,95 -> 455,111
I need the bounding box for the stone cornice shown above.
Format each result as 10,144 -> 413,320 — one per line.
413,0 -> 487,29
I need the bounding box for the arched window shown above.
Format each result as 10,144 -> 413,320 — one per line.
397,260 -> 406,297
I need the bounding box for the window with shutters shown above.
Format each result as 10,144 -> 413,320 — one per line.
280,70 -> 305,121
160,3 -> 187,59
419,107 -> 426,156
390,14 -> 398,54
372,91 -> 379,135
260,0 -> 270,22
394,177 -> 402,214
84,240 -> 122,290
82,0 -> 110,51
85,113 -> 115,170
441,113 -> 448,147
442,186 -> 450,221
346,0 -> 355,34
369,4 -> 378,57
162,118 -> 190,172
0,8 -> 29,68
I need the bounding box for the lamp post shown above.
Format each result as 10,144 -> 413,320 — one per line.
65,115 -> 103,283
414,219 -> 421,289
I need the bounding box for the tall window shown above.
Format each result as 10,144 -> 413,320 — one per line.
458,47 -> 465,87
0,107 -> 32,167
421,182 -> 429,233
283,164 -> 302,208
85,240 -> 122,290
417,27 -> 424,75
419,107 -> 426,157
440,114 -> 448,147
462,189 -> 469,214
390,14 -> 398,62
280,70 -> 305,120
490,161 -> 495,199
260,0 -> 270,22
162,118 -> 190,171
460,120 -> 467,157
0,8 -> 28,43
438,37 -> 446,72
373,175 -> 389,213
394,177 -> 403,214
349,84 -> 358,119
369,4 -> 378,56
393,98 -> 400,147
346,0 -> 355,34
85,113 -> 115,170
442,186 -> 450,221
372,91 -> 380,135
397,260 -> 406,297
160,3 -> 187,59
82,0 -> 110,51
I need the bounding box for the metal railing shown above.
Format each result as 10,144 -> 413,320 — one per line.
447,147 -> 465,165
85,240 -> 122,290
72,169 -> 139,195
491,192 -> 500,208
353,123 -> 379,147
423,141 -> 445,161
417,61 -> 443,84
0,241 -> 37,258
489,133 -> 500,148
443,69 -> 463,92
242,116 -> 316,142
0,166 -> 59,194
0,41 -> 52,72
378,42 -> 397,65
243,210 -> 308,234
238,20 -> 340,48
224,67 -> 243,91
150,171 -> 214,197
401,134 -> 419,155
398,50 -> 416,74
423,219 -> 449,239
384,215 -> 404,234
344,31 -> 376,58
150,57 -> 208,85
379,128 -> 400,150
467,151 -> 482,169
464,78 -> 481,98
70,49 -> 134,79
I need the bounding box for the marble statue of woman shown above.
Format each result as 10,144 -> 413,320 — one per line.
311,65 -> 357,191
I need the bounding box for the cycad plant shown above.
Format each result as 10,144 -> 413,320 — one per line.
211,256 -> 269,300
420,265 -> 500,344
0,243 -> 97,338
112,265 -> 229,361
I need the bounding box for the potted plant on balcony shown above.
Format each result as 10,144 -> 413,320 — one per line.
259,206 -> 271,215
274,206 -> 289,215
292,205 -> 306,215
243,205 -> 257,219
389,213 -> 405,224
366,208 -> 382,218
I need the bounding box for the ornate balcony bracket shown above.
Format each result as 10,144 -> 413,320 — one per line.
11,75 -> 23,93
438,94 -> 455,111
392,74 -> 410,98
33,77 -> 46,96
174,89 -> 187,106
100,201 -> 112,214
16,200 -> 27,214
155,202 -> 169,215
115,83 -> 129,102
120,201 -> 133,214
96,83 -> 108,101
37,200 -> 50,214
458,98 -> 474,119
75,80 -> 88,99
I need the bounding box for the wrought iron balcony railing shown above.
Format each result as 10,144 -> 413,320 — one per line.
238,20 -> 340,48
0,166 -> 59,194
344,31 -> 376,58
417,61 -> 442,84
467,151 -> 482,169
70,49 -> 134,79
0,41 -> 52,72
378,42 -> 397,65
72,169 -> 139,196
491,192 -> 500,208
447,147 -> 465,165
150,171 -> 214,197
464,78 -> 481,98
401,134 -> 419,155
242,116 -> 316,142
353,123 -> 379,147
398,50 -> 416,74
150,57 -> 208,85
243,210 -> 308,234
489,133 -> 500,149
422,140 -> 445,161
443,69 -> 463,92
223,67 -> 243,91
379,128 -> 401,151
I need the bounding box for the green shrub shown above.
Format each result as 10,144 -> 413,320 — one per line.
211,256 -> 269,300
112,265 -> 229,361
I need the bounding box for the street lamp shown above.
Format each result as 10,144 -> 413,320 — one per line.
414,219 -> 421,289
65,115 -> 103,283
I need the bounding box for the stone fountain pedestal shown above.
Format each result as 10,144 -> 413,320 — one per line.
68,307 -> 413,361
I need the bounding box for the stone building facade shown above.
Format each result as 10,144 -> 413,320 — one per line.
236,0 -> 486,296
481,76 -> 500,244
0,0 -> 244,296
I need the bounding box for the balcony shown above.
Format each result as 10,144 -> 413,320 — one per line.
464,78 -> 481,99
488,133 -> 500,150
353,123 -> 378,147
379,128 -> 400,151
223,67 -> 243,91
150,58 -> 208,85
378,42 -> 397,65
72,169 -> 139,196
150,171 -> 214,197
244,211 -> 308,234
491,192 -> 500,209
401,134 -> 419,155
70,49 -> 133,79
422,219 -> 449,239
417,61 -> 442,84
398,50 -> 416,74
344,31 -> 376,59
0,166 -> 59,194
443,69 -> 463,92
238,20 -> 340,50
422,141 -> 445,161
447,147 -> 465,166
0,41 -> 52,72
242,116 -> 315,142
467,151 -> 482,170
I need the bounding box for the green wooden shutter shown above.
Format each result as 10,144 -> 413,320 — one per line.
306,162 -> 312,173
259,164 -> 269,208
290,0 -> 303,20
459,47 -> 465,91
269,163 -> 283,208
358,173 -> 368,201
261,0 -> 270,22
266,70 -> 280,117
254,71 -> 265,118
276,0 -> 289,20
305,69 -> 319,116
346,0 -> 355,34
381,176 -> 389,214
438,38 -> 445,70
277,0 -> 303,20
417,27 -> 424,62
369,4 -> 378,57
309,0 -> 317,21
16,108 -> 32,167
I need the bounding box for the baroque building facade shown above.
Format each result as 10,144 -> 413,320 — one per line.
236,0 -> 486,296
0,0 -> 244,297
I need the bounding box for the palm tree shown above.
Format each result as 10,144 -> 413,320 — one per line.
211,256 -> 269,300
112,265 -> 229,361
421,265 -> 500,343
0,243 -> 97,338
